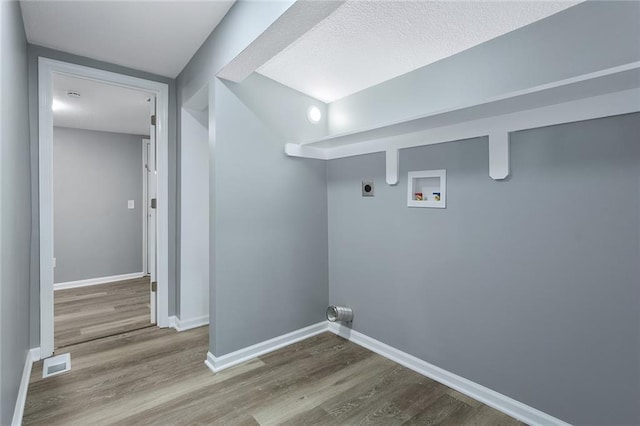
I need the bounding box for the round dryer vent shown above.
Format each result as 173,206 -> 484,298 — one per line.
326,305 -> 353,323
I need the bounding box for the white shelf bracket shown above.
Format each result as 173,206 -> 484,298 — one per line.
386,149 -> 399,185
489,132 -> 510,180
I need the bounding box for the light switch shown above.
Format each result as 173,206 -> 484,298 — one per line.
128,200 -> 135,209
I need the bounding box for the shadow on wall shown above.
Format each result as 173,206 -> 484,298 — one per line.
179,85 -> 210,323
220,75 -> 328,143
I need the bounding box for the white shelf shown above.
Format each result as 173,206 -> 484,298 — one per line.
285,62 -> 640,183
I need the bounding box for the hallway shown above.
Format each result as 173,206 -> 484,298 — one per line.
54,277 -> 151,348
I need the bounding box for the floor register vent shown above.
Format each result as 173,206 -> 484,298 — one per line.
42,353 -> 71,378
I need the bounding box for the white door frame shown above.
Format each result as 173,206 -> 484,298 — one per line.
38,58 -> 170,357
142,138 -> 149,275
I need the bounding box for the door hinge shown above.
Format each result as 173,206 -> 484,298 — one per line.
151,115 -> 156,126
150,198 -> 157,209
151,281 -> 157,292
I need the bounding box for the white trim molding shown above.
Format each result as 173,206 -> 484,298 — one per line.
54,272 -> 145,291
205,322 -> 327,373
168,315 -> 177,329
12,348 -> 40,426
29,347 -> 41,362
327,323 -> 570,426
286,63 -> 640,183
173,315 -> 209,332
38,57 -> 170,358
199,320 -> 568,425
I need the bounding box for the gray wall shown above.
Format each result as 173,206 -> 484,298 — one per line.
175,0 -> 295,322
27,45 -> 178,347
177,0 -> 331,357
211,75 -> 329,356
329,1 -> 640,135
327,113 -> 640,425
0,1 -> 31,424
53,127 -> 143,283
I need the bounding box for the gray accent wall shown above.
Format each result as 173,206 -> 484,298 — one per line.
53,127 -> 143,283
0,1 -> 31,423
211,75 -> 328,356
327,113 -> 640,425
176,0 -> 330,358
27,45 -> 178,347
176,1 -> 296,325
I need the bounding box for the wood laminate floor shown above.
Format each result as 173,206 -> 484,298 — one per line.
25,325 -> 523,425
54,277 -> 152,348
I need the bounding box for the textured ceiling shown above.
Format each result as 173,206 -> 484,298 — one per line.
20,0 -> 235,78
53,74 -> 152,136
257,1 -> 582,103
217,0 -> 343,82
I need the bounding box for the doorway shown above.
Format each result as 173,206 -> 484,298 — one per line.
38,58 -> 170,357
51,74 -> 153,348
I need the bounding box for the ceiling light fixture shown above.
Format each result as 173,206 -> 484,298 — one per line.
307,106 -> 322,123
51,99 -> 66,112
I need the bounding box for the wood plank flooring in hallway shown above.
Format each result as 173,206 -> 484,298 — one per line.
25,325 -> 522,425
54,276 -> 151,348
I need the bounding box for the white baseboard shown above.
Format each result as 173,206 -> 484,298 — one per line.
205,322 -> 327,373
328,323 -> 569,426
12,348 -> 40,426
168,315 -> 177,329
173,315 -> 209,332
199,319 -> 567,425
29,347 -> 41,362
54,272 -> 145,290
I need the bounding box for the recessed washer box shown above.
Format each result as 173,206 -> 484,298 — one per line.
407,170 -> 446,208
